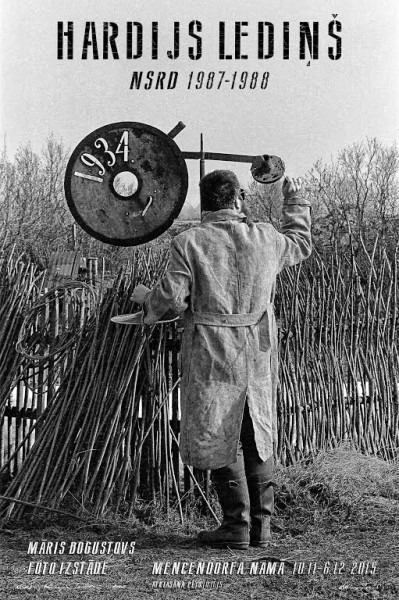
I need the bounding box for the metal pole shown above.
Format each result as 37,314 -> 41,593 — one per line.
168,121 -> 186,139
199,133 -> 205,213
72,224 -> 77,250
200,133 -> 205,179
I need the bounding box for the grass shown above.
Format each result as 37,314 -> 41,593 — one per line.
1,445 -> 399,599
273,444 -> 399,533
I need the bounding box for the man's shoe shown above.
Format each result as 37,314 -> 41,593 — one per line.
247,473 -> 274,548
198,522 -> 249,550
250,515 -> 272,548
198,469 -> 250,550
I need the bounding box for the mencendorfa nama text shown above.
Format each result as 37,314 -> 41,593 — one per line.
151,560 -> 378,576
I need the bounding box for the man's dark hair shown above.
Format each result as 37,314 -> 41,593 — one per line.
199,170 -> 240,212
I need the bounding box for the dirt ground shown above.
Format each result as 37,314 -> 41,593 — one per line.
1,498 -> 398,600
2,448 -> 399,599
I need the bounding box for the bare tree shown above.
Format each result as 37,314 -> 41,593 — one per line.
244,138 -> 399,251
243,179 -> 283,227
0,136 -> 146,274
0,136 -> 73,263
306,138 -> 399,248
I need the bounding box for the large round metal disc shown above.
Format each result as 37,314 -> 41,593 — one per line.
64,122 -> 188,246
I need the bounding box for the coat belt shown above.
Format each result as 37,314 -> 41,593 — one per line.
192,306 -> 271,327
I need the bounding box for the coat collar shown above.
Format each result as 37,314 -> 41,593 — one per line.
201,209 -> 248,223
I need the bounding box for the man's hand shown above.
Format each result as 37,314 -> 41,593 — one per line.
131,284 -> 151,305
282,176 -> 302,199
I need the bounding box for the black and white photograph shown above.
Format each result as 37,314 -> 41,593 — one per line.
0,1 -> 398,598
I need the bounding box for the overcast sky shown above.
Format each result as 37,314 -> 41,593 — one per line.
1,0 -> 398,206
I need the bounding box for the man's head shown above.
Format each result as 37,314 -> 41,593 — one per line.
199,170 -> 241,212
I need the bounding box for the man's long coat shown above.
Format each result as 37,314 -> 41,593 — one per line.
143,197 -> 311,470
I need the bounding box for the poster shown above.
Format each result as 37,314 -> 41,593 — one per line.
1,1 -> 398,598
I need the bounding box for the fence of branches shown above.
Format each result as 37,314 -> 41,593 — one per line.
0,238 -> 398,522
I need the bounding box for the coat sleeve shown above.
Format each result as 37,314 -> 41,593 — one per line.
275,195 -> 312,272
142,237 -> 192,324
